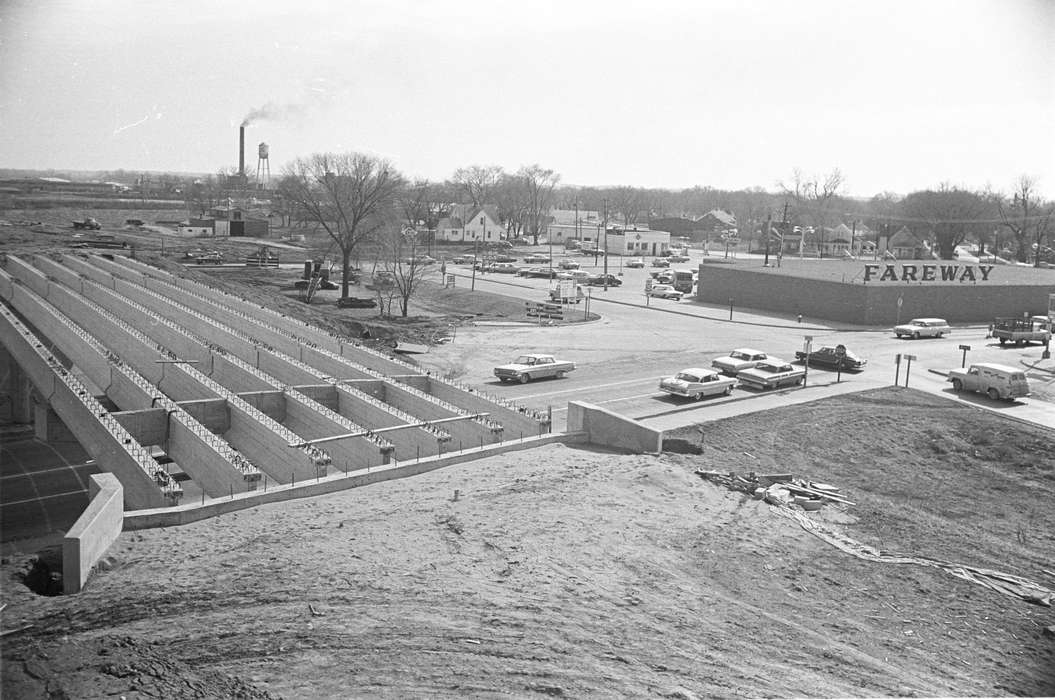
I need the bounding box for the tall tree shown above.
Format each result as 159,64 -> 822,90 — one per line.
781,168 -> 845,254
608,186 -> 643,227
494,174 -> 529,238
518,164 -> 560,245
902,185 -> 991,259
281,152 -> 404,298
995,176 -> 1054,266
375,227 -> 432,318
451,165 -> 504,207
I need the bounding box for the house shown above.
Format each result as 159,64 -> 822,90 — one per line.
691,210 -> 738,244
546,208 -> 601,244
887,226 -> 927,259
436,205 -> 504,243
177,219 -> 214,236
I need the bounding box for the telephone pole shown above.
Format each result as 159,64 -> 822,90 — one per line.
602,197 -> 609,290
763,213 -> 773,266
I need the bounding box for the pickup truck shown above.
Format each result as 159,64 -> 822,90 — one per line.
990,317 -> 1052,346
494,354 -> 575,383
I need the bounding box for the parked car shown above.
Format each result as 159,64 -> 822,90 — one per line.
492,254 -> 518,263
947,362 -> 1030,401
517,267 -> 557,278
558,259 -> 581,270
493,354 -> 575,383
737,359 -> 806,390
667,253 -> 690,262
557,270 -> 591,283
711,349 -> 769,375
523,254 -> 551,264
581,247 -> 605,256
794,345 -> 867,371
659,368 -> 736,400
894,317 -> 951,339
625,258 -> 646,268
646,283 -> 683,300
489,262 -> 520,274
450,255 -> 476,264
586,274 -> 622,287
652,257 -> 670,267
336,296 -> 377,309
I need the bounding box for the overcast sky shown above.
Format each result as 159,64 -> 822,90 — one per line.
1,0 -> 1052,197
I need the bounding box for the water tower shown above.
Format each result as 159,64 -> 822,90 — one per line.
255,142 -> 270,188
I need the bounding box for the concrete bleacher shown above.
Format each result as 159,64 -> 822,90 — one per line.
1,252 -> 551,518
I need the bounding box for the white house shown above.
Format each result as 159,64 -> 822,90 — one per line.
436,205 -> 505,243
546,208 -> 601,244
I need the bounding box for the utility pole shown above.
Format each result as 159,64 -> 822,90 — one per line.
779,202 -> 788,267
602,197 -> 609,290
763,213 -> 773,266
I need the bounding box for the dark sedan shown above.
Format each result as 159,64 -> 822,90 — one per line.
585,274 -> 622,287
517,267 -> 558,278
794,345 -> 867,371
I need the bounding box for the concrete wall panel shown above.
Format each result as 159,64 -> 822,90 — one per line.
63,473 -> 124,594
567,400 -> 662,454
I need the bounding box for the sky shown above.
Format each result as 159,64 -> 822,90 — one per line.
1,0 -> 1052,197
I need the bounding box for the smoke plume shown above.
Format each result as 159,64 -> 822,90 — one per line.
241,101 -> 308,128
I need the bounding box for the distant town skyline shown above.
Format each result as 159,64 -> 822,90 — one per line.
1,0 -> 1052,198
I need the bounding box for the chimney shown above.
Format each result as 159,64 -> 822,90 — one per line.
239,126 -> 245,178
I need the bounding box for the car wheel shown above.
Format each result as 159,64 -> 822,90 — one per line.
936,332 -> 944,338
987,388 -> 1000,401
895,333 -> 902,338
913,331 -> 920,339
951,379 -> 962,392
796,377 -> 804,386
724,385 -> 733,396
498,377 -> 509,383
999,338 -> 1007,345
519,374 -> 530,384
556,370 -> 567,379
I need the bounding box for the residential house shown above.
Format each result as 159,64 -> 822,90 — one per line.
691,210 -> 738,244
887,226 -> 927,259
436,205 -> 504,243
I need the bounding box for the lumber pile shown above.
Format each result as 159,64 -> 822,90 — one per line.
694,469 -> 853,512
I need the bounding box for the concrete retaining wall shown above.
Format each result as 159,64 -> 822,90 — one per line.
113,408 -> 169,446
566,400 -> 663,453
63,473 -> 123,594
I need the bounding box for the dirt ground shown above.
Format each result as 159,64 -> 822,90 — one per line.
2,388 -> 1054,699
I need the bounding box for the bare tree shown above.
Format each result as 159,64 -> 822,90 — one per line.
375,227 -> 432,318
996,176 -> 1054,266
518,164 -> 560,245
902,185 -> 992,259
781,168 -> 845,254
608,186 -> 643,227
281,152 -> 404,299
495,173 -> 530,239
451,165 -> 504,207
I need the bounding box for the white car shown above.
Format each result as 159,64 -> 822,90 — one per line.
711,348 -> 769,376
894,318 -> 951,339
659,368 -> 736,400
737,359 -> 807,390
625,258 -> 646,268
646,284 -> 683,300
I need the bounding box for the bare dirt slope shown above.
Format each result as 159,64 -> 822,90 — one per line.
3,388 -> 1053,699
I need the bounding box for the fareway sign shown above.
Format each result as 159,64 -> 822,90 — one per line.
863,263 -> 995,283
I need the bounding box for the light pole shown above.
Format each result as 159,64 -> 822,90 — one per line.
602,198 -> 609,290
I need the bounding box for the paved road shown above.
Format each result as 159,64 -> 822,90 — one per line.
420,259 -> 1055,434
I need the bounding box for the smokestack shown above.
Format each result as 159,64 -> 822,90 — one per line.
239,126 -> 245,178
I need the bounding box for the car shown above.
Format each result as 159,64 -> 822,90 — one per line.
894,317 -> 951,339
947,362 -> 1030,401
492,253 -> 518,263
711,348 -> 769,376
450,255 -> 477,264
557,270 -> 591,283
493,354 -> 575,383
737,359 -> 806,390
581,247 -> 606,256
625,258 -> 646,268
586,274 -> 622,287
651,258 -> 670,267
558,259 -> 581,270
488,262 -> 520,274
336,296 -> 377,309
517,267 -> 557,278
651,270 -> 675,284
659,368 -> 737,400
523,254 -> 551,264
794,345 -> 867,371
667,253 -> 690,262
646,284 -> 683,300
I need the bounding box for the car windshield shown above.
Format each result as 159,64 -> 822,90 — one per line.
730,351 -> 749,360
514,356 -> 536,365
756,362 -> 784,372
675,372 -> 701,382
